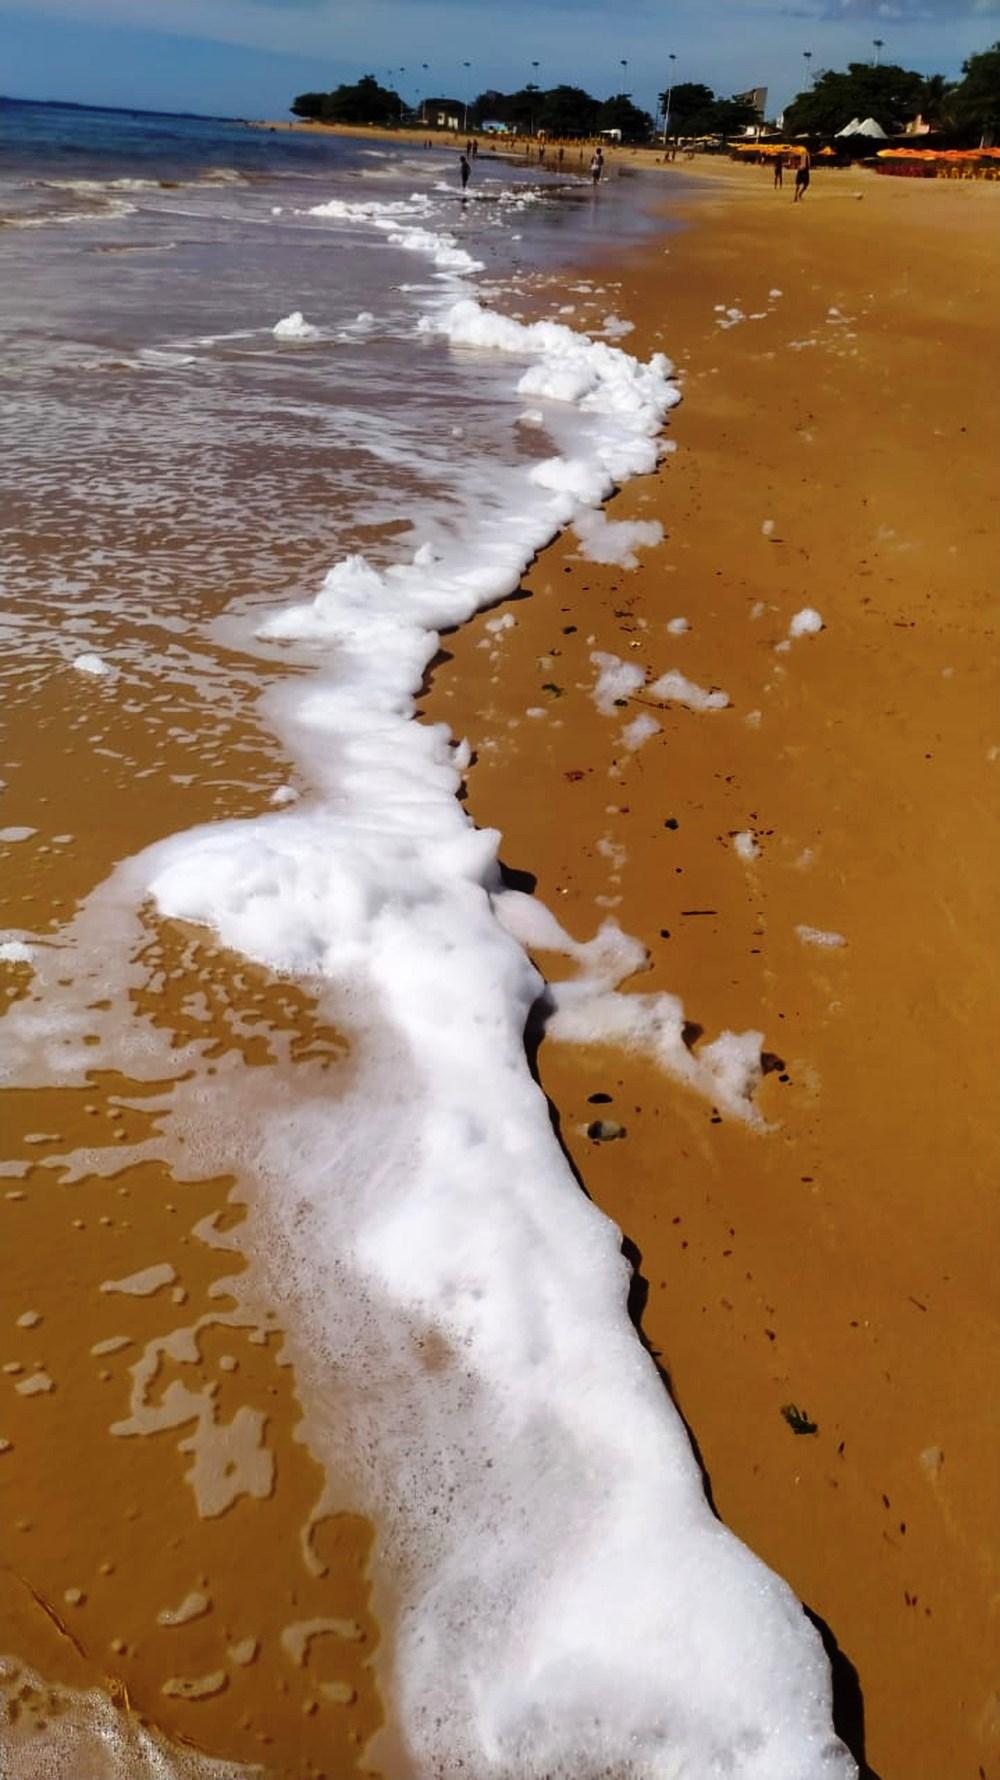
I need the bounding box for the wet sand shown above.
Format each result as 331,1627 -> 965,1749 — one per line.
1,615 -> 384,1769
2,157 -> 997,1776
422,167 -> 1000,1778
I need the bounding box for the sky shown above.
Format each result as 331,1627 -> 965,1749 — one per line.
1,0 -> 997,122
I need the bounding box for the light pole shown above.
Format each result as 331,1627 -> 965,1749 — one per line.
398,67 -> 407,125
529,62 -> 540,138
620,58 -> 628,92
873,37 -> 884,67
419,64 -> 428,126
662,51 -> 676,144
462,61 -> 471,133
803,49 -> 813,87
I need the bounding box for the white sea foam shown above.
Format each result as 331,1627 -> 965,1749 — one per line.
0,1658 -> 253,1778
307,192 -> 483,275
386,226 -> 484,274
599,312 -> 635,339
622,712 -> 661,751
789,607 -> 824,638
591,650 -> 646,714
273,310 -> 320,340
666,615 -> 690,635
651,668 -> 730,711
572,508 -> 663,567
72,651 -> 111,676
796,924 -> 847,948
0,939 -> 35,964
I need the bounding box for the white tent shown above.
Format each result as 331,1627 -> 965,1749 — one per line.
837,115 -> 887,138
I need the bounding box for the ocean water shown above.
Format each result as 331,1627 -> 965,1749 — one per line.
0,100 -> 852,1778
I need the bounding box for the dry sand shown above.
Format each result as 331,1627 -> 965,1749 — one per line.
422,164 -> 1000,1779
2,154 -> 997,1777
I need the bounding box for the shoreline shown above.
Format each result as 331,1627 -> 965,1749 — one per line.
2,125 -> 996,1777
421,166 -> 1000,1779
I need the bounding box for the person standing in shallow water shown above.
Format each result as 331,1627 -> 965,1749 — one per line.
459,153 -> 471,194
794,148 -> 811,202
590,149 -> 603,185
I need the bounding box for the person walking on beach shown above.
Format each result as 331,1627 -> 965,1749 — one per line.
773,154 -> 783,189
459,152 -> 471,193
793,148 -> 811,203
590,148 -> 603,185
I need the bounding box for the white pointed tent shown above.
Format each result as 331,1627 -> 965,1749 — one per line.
837,116 -> 887,138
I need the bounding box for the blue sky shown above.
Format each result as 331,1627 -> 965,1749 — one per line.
2,0 -> 997,121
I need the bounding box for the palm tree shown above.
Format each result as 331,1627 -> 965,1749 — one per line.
921,72 -> 952,130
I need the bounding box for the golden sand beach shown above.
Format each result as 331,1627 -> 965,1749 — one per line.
422,160 -> 1000,1779
2,144 -> 997,1778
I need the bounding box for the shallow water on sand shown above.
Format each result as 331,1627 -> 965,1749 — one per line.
0,103 -> 850,1780
0,102 -> 669,1777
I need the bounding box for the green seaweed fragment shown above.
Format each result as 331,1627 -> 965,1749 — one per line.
781,1403 -> 819,1436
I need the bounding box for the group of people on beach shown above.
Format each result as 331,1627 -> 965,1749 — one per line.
458,139 -> 604,192
773,147 -> 811,200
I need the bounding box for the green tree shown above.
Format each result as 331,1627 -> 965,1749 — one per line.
536,85 -> 601,138
291,92 -> 328,120
919,73 -> 953,130
657,80 -> 714,136
291,74 -> 404,127
783,61 -> 928,135
705,94 -> 760,136
948,41 -> 1000,140
470,88 -> 509,126
597,93 -> 653,141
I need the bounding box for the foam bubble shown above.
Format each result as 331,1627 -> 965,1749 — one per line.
622,713 -> 661,751
789,607 -> 824,638
591,650 -> 646,714
573,509 -> 663,568
72,652 -> 111,676
796,924 -> 847,948
599,313 -> 635,339
650,669 -> 730,712
273,311 -> 319,341
0,1656 -> 253,1776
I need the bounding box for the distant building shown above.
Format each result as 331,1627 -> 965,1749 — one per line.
422,97 -> 463,130
735,86 -> 768,120
480,120 -> 513,134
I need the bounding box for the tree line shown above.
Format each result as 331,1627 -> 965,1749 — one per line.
290,76 -> 758,141
292,43 -> 1000,144
782,43 -> 1000,140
